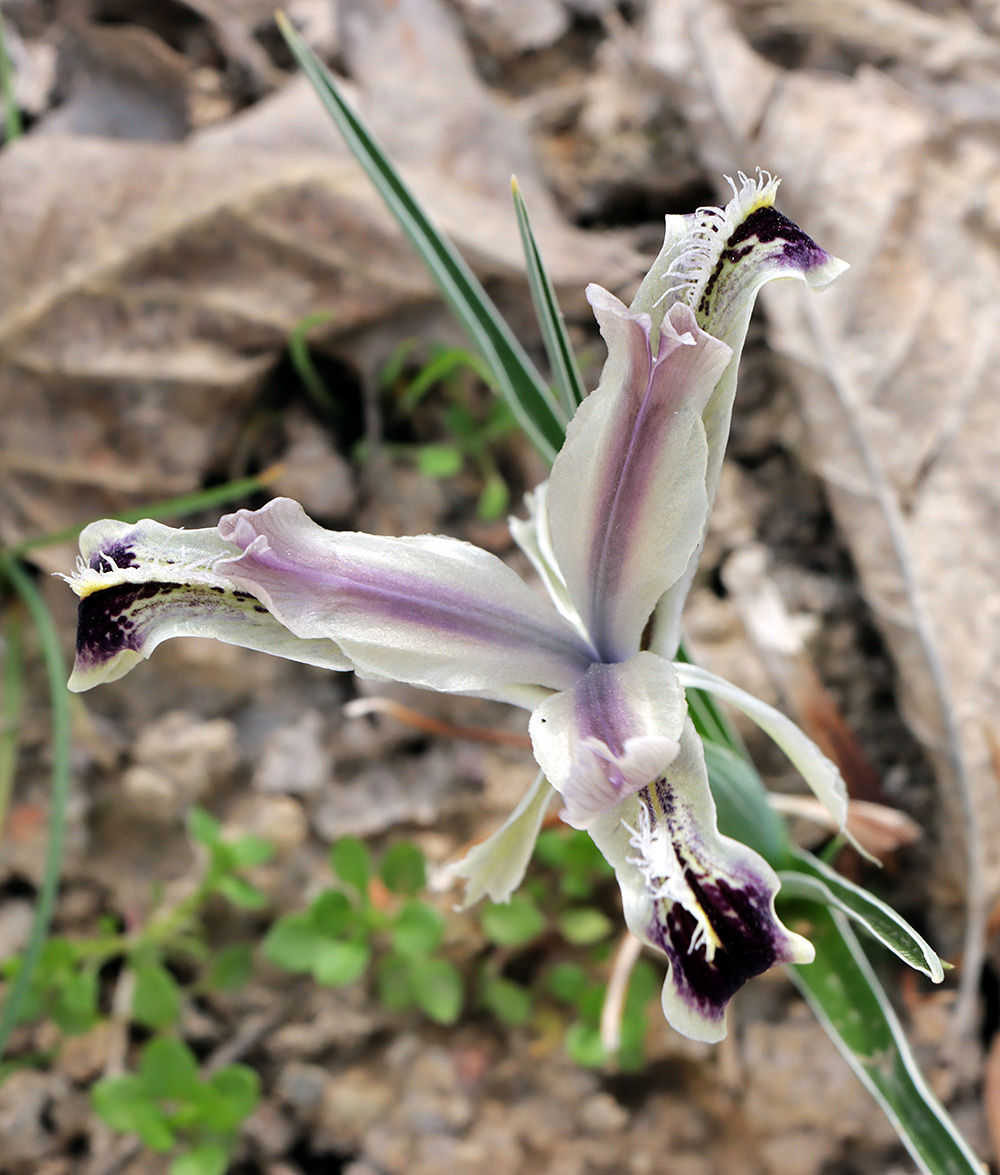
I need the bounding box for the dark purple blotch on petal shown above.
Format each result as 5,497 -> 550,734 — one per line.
75,581 -> 178,666
698,205 -> 829,318
88,539 -> 139,572
647,867 -> 784,1023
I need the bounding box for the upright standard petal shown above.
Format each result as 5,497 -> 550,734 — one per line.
588,722 -> 813,1043
66,519 -> 352,691
215,498 -> 595,709
545,288 -> 731,663
529,652 -> 686,830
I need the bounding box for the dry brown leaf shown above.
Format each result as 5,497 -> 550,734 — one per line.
0,2 -> 631,562
643,0 -> 1000,1032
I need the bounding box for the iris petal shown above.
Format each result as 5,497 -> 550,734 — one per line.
529,652 -> 686,829
65,519 -> 351,691
589,723 -> 813,1043
216,498 -> 594,708
544,289 -> 731,663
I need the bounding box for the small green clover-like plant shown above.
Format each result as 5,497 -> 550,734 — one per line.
263,836 -> 464,1025
92,1036 -> 260,1175
372,340 -> 517,520
0,808 -> 275,1043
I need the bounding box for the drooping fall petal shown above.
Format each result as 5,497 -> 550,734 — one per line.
544,288 -> 732,663
66,519 -> 352,691
588,722 -> 814,1043
215,497 -> 595,709
529,652 -> 687,829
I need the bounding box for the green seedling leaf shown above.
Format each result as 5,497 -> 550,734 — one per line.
187,807 -> 221,849
204,1064 -> 261,1129
564,1022 -> 606,1068
546,962 -> 588,1005
132,962 -> 183,1031
171,1141 -> 229,1175
380,842 -> 427,895
276,14 -> 567,463
481,974 -> 532,1027
391,902 -> 445,959
376,954 -> 413,1012
215,874 -> 268,911
47,967 -> 100,1036
310,889 -> 353,936
789,904 -> 983,1175
417,444 -> 464,479
407,957 -> 463,1025
557,908 -> 613,947
207,944 -> 254,992
476,472 -> 509,521
312,939 -> 371,987
480,895 -> 545,947
227,834 -> 274,869
263,914 -> 325,973
331,837 -> 372,897
92,1075 -> 175,1152
139,1036 -> 200,1101
779,850 -> 945,982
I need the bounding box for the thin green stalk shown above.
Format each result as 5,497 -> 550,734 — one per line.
0,603 -> 25,839
288,311 -> 339,416
0,9 -> 22,144
0,554 -> 72,1057
12,470 -> 278,557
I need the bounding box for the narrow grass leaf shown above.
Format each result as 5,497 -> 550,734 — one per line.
0,555 -> 72,1060
511,178 -> 587,417
780,850 -> 944,981
276,14 -> 567,462
789,905 -> 982,1175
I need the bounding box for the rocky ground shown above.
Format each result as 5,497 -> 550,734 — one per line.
1,1 -> 999,1172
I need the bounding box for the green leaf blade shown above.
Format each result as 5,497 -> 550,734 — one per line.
789,905 -> 982,1175
511,178 -> 587,417
276,15 -> 567,463
780,850 -> 945,982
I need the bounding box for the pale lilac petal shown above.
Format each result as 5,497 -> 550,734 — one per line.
545,288 -> 732,662
528,652 -> 686,829
588,722 -> 813,1043
215,498 -> 594,709
674,663 -> 848,831
65,519 -> 351,691
449,772 -> 555,907
508,483 -> 585,637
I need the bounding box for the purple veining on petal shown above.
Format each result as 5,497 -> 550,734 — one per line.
572,662 -> 633,756
74,581 -> 268,668
219,521 -> 595,684
641,779 -> 798,1027
697,205 -> 831,320
646,866 -> 785,1026
585,318 -> 693,661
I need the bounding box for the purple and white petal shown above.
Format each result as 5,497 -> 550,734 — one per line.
215,498 -> 594,709
674,662 -> 849,831
449,772 -> 555,908
588,722 -> 814,1043
529,652 -> 686,829
632,174 -> 847,659
544,288 -> 731,662
508,484 -> 585,637
66,519 -> 351,691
